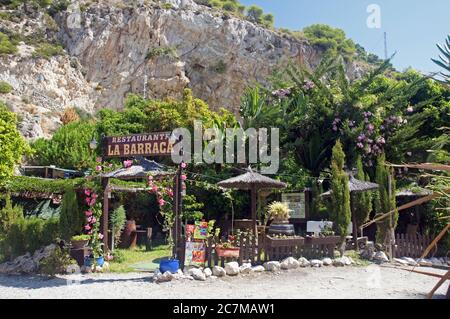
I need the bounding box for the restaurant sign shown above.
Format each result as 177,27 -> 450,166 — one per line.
103,132 -> 174,158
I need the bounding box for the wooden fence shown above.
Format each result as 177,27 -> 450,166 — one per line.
393,233 -> 434,258
180,234 -> 341,268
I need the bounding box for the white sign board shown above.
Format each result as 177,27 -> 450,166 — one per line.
306,221 -> 353,236
281,193 -> 306,219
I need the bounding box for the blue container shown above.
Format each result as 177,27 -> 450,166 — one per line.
159,259 -> 180,274
84,256 -> 105,267
96,256 -> 105,267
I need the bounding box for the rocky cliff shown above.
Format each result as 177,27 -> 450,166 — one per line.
0,0 -> 366,139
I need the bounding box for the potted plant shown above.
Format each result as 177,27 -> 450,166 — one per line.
70,234 -> 90,249
267,202 -> 295,236
215,235 -> 240,258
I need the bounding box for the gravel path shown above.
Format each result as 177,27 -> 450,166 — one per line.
0,265 -> 448,299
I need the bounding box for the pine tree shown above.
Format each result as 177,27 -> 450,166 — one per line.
330,140 -> 351,241
0,194 -> 24,236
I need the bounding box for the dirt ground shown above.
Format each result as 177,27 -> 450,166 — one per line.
0,265 -> 448,299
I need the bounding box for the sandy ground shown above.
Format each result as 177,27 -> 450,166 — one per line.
0,265 -> 448,299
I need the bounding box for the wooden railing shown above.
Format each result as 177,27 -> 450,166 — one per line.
394,233 -> 434,258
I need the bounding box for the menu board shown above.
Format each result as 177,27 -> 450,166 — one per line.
184,241 -> 206,267
193,221 -> 208,240
282,192 -> 306,219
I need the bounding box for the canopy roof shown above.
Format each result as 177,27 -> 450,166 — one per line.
101,158 -> 173,180
217,167 -> 287,190
396,187 -> 433,197
321,175 -> 379,197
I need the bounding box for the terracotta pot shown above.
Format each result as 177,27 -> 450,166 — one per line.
71,239 -> 89,250
215,246 -> 240,258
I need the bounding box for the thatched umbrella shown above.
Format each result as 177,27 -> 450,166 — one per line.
321,173 -> 379,248
321,175 -> 379,197
217,167 -> 287,236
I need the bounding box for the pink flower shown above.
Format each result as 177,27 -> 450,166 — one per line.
98,233 -> 104,240
407,106 -> 414,113
357,143 -> 364,149
92,193 -> 98,199
158,198 -> 166,206
84,189 -> 91,197
151,185 -> 159,193
108,163 -> 113,168
148,175 -> 154,181
84,225 -> 91,231
123,160 -> 133,168
85,210 -> 93,217
96,165 -> 102,172
166,188 -> 174,197
91,217 -> 97,224
181,162 -> 187,169
181,174 -> 187,181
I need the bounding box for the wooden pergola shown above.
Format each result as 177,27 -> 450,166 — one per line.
99,158 -> 176,250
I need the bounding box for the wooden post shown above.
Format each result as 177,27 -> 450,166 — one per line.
251,185 -> 257,238
102,177 -> 110,251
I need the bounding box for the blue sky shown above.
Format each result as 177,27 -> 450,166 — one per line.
240,0 -> 449,74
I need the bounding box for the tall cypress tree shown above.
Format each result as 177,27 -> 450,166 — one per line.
351,156 -> 373,231
330,140 -> 351,242
374,154 -> 398,246
59,186 -> 82,241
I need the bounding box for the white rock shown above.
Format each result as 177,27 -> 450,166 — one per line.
394,258 -> 409,266
203,268 -> 212,278
239,263 -> 252,274
102,261 -> 110,271
332,258 -> 345,267
346,256 -> 354,265
374,251 -> 389,263
417,258 -> 433,267
263,261 -> 281,272
281,257 -> 300,270
210,275 -> 218,280
212,266 -> 226,277
66,264 -> 81,274
310,260 -> 323,268
430,257 -> 444,267
402,257 -> 418,267
224,262 -> 240,276
190,268 -> 206,281
251,265 -> 265,273
322,258 -> 333,266
184,275 -> 194,280
94,266 -> 103,273
156,271 -> 174,283
298,257 -> 310,267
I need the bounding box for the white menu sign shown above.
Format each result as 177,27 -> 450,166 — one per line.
281,192 -> 306,219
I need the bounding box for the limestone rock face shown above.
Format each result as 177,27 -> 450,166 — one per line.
1,0 -> 367,139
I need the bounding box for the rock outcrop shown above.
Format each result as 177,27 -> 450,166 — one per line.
1,0 -> 367,139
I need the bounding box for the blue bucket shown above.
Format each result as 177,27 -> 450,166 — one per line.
159,259 -> 180,274
84,256 -> 105,267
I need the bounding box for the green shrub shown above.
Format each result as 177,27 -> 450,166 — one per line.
0,31 -> 18,56
110,205 -> 126,249
0,81 -> 13,94
39,247 -> 76,277
31,121 -> 97,170
32,42 -> 64,59
1,217 -> 59,260
0,194 -> 24,235
59,186 -> 83,241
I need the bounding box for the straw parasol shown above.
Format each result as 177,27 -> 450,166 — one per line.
321,173 -> 379,197
217,167 -> 287,235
